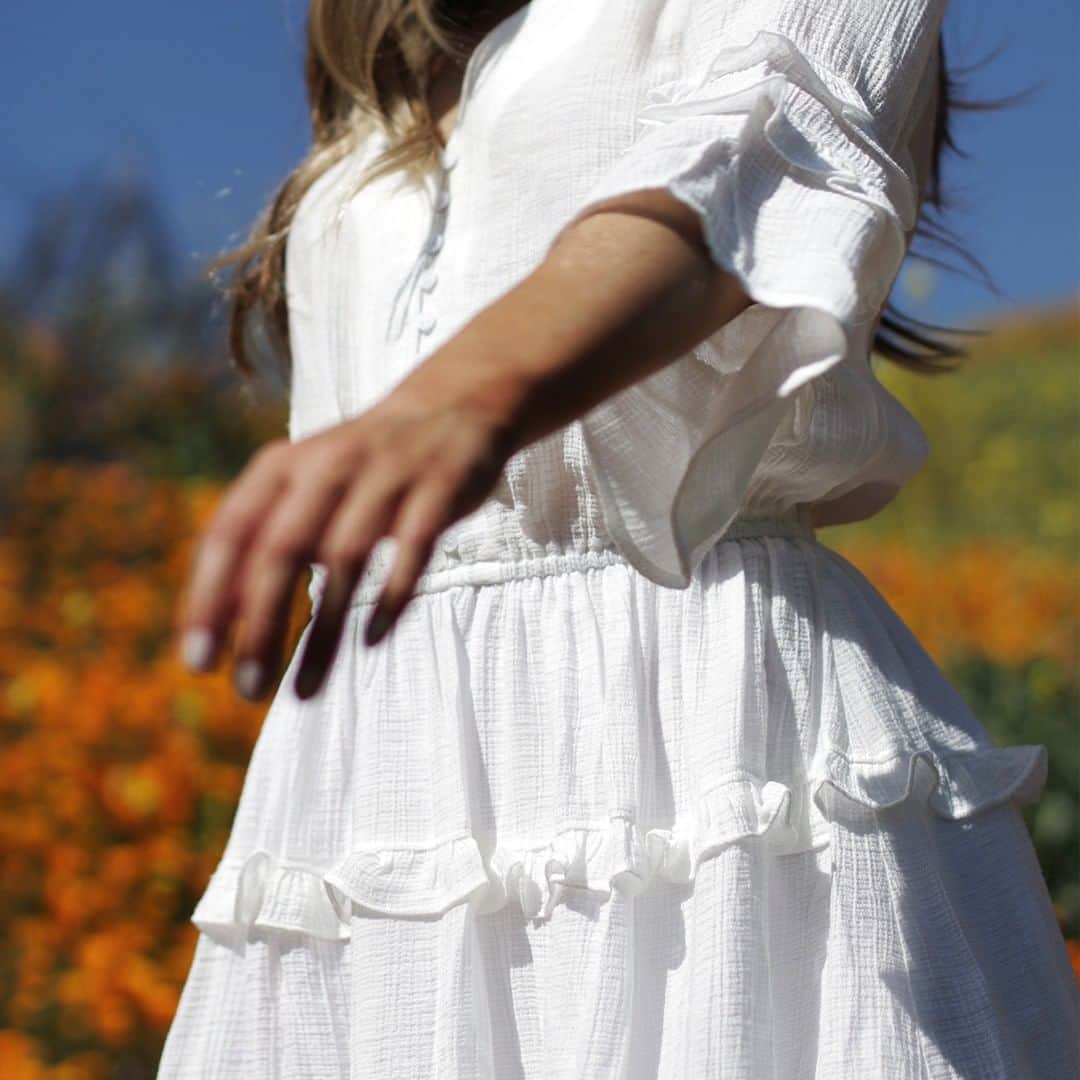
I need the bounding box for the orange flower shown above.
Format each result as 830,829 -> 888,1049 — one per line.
1068,939 -> 1080,985
0,1029 -> 48,1078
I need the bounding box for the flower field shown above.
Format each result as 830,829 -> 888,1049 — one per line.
0,464 -> 310,1077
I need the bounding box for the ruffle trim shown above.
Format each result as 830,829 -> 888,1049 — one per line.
547,28 -> 935,589
636,27 -> 920,249
191,745 -> 1047,942
549,27 -> 921,328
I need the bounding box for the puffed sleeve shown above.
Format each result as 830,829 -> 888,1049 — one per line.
546,0 -> 946,587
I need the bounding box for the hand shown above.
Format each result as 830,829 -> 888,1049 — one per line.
175,381 -> 517,702
176,187 -> 753,704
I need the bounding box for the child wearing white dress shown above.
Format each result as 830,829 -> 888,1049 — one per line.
160,1 -> 1080,1075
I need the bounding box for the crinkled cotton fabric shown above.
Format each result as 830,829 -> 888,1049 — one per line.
158,0 -> 1080,1076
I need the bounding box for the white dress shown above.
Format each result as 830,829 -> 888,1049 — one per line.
158,1 -> 1080,1076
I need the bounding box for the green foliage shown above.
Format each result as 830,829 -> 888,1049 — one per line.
945,654 -> 1080,937
0,317 -> 286,523
0,175 -> 287,489
827,304 -> 1079,559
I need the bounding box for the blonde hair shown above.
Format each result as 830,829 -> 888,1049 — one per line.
210,1 -> 514,379
212,2 -> 988,383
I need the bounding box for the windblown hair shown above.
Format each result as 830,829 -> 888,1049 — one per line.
210,0 -> 1016,384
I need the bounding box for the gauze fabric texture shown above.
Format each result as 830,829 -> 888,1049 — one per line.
158,1 -> 1080,1076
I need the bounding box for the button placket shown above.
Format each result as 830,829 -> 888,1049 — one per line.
415,163 -> 451,346
421,160 -> 463,560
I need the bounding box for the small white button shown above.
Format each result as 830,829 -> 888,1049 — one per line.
418,269 -> 438,292
425,233 -> 444,255
418,310 -> 438,334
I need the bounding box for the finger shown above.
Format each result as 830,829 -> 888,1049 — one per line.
231,477 -> 351,699
230,560 -> 300,700
364,478 -> 457,647
292,561 -> 362,701
292,465 -> 408,699
318,464 -> 409,575
179,441 -> 290,671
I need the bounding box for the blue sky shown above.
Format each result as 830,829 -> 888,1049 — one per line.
2,0 -> 1076,328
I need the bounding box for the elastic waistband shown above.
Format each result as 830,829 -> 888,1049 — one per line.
307,507 -> 817,610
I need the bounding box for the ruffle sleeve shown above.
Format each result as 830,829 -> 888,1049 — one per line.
546,0 -> 946,588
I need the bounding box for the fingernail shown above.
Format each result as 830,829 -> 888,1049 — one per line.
365,608 -> 392,647
182,628 -> 216,672
294,665 -> 323,700
233,658 -> 266,700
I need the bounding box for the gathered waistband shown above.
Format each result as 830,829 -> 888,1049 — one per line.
306,506 -> 817,610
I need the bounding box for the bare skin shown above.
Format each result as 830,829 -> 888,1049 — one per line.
176,44 -> 767,703
176,189 -> 755,702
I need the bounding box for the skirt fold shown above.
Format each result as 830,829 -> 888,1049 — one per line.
159,535 -> 1078,1078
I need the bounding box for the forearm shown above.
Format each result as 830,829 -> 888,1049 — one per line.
394,189 -> 753,456
183,193 -> 756,688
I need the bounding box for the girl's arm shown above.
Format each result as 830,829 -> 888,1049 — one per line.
395,188 -> 753,456
178,189 -> 753,700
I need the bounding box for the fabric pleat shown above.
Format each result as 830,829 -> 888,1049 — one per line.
161,807 -> 1077,1078
158,533 -> 1079,1078
282,0 -> 942,595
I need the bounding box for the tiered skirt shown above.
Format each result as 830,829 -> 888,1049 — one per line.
157,517 -> 1079,1078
